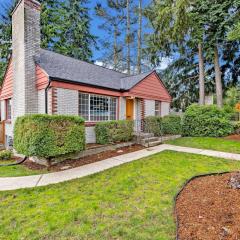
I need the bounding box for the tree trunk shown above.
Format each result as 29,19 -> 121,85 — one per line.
126,0 -> 131,74
214,45 -> 223,107
113,25 -> 118,70
137,0 -> 142,74
198,43 -> 205,105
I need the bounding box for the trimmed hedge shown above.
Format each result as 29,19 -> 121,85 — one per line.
144,115 -> 182,136
144,116 -> 162,136
182,104 -> 233,137
162,115 -> 182,135
95,120 -> 134,144
14,114 -> 85,158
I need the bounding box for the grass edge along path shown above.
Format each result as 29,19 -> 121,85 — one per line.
167,137 -> 240,154
1,150 -> 240,239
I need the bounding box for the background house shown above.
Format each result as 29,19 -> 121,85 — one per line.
0,0 -> 171,147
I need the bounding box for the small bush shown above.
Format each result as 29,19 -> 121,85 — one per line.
95,120 -> 134,144
162,115 -> 182,135
0,150 -> 13,161
144,116 -> 162,136
232,121 -> 240,134
182,104 -> 233,137
14,114 -> 85,158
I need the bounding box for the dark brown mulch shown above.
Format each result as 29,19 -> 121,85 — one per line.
224,134 -> 240,142
22,144 -> 145,172
176,173 -> 240,240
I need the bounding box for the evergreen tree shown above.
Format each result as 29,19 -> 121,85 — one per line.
95,0 -> 127,71
228,23 -> 240,40
55,0 -> 95,61
146,0 -> 240,109
0,0 -> 95,83
137,0 -> 142,74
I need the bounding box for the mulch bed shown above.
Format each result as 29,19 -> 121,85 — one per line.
22,144 -> 145,172
224,134 -> 240,142
176,173 -> 240,240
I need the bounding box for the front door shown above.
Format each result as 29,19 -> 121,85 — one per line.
126,99 -> 134,120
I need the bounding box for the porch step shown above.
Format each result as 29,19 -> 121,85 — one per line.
140,137 -> 160,144
144,139 -> 162,147
135,132 -> 154,139
0,144 -> 5,151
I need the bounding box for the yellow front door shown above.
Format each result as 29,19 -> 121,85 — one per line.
126,99 -> 134,120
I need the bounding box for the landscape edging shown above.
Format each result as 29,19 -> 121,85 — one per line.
30,141 -> 135,166
174,171 -> 231,240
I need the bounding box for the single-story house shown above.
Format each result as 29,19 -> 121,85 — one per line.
0,0 -> 171,148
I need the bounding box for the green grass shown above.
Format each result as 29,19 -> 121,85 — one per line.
0,160 -> 46,177
1,150 -> 240,240
167,137 -> 240,154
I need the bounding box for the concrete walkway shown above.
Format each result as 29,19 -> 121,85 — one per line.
1,144 -> 240,191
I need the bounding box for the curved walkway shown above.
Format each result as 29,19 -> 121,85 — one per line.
1,144 -> 240,191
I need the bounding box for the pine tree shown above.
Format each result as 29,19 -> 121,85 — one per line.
0,0 -> 95,83
137,0 -> 142,74
145,0 -> 206,105
95,0 -> 127,71
146,0 -> 240,109
56,0 -> 95,61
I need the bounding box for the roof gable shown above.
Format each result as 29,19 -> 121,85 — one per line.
35,49 -> 160,92
0,58 -> 13,100
35,49 -> 127,90
127,71 -> 172,102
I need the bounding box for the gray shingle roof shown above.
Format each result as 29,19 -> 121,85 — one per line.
35,49 -> 154,91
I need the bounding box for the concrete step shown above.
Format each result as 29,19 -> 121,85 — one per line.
135,133 -> 154,139
144,140 -> 163,147
141,137 -> 160,144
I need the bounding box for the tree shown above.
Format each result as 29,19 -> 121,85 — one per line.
193,0 -> 239,107
161,46 -> 215,111
145,0 -> 206,105
0,0 -> 95,83
224,87 -> 240,107
228,22 -> 240,40
95,1 -> 127,70
57,0 -> 95,61
137,0 -> 142,74
146,0 -> 240,109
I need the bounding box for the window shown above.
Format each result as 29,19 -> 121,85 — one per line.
6,99 -> 12,120
155,101 -> 161,116
79,92 -> 117,121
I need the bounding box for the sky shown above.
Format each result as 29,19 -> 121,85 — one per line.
0,0 -> 170,70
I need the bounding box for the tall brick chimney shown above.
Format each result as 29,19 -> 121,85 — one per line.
12,0 -> 41,121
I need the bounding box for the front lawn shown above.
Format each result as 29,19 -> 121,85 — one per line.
1,150 -> 240,240
0,160 -> 46,177
167,137 -> 240,154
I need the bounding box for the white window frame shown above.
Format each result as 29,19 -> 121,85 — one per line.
79,92 -> 118,122
155,100 -> 161,116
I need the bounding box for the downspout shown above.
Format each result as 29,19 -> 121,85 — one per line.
45,78 -> 51,114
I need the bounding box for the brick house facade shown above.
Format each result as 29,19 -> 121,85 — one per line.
0,0 -> 172,147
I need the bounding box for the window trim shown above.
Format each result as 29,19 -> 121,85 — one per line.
155,100 -> 161,117
5,98 -> 12,121
79,92 -> 118,122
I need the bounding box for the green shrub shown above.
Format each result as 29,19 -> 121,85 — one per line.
232,121 -> 240,134
162,115 -> 182,135
95,120 -> 134,144
182,104 -> 233,137
0,150 -> 13,161
14,114 -> 85,158
144,116 -> 162,136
